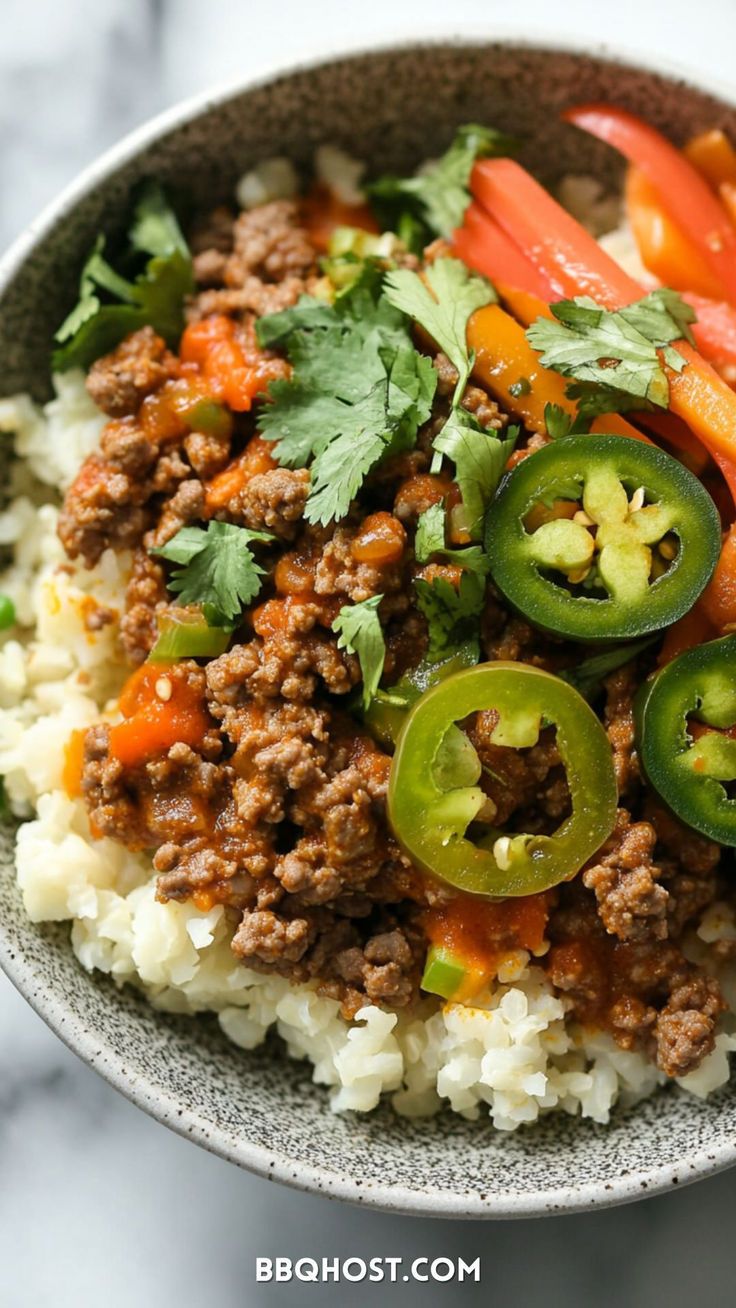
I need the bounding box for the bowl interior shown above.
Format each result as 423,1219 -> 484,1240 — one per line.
1,40 -> 735,1217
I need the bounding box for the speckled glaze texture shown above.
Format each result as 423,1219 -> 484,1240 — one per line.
1,41 -> 736,1219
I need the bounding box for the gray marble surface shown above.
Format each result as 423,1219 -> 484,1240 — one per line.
2,2 -> 736,1304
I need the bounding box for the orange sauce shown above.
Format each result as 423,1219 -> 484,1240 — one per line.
351,512 -> 406,565
62,728 -> 87,799
424,893 -> 551,999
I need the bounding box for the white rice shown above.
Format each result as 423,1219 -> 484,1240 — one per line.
0,382 -> 734,1130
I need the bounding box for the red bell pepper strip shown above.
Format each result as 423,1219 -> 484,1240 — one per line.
454,202 -> 564,300
470,157 -> 736,491
562,105 -> 736,305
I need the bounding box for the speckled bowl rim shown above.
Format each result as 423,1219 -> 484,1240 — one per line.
2,32 -> 736,1219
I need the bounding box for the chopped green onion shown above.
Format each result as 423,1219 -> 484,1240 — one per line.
0,595 -> 16,630
149,611 -> 231,662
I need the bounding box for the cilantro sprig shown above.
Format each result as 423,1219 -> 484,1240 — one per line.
152,521 -> 274,627
385,256 -> 513,539
256,272 -> 436,526
332,596 -> 386,709
415,570 -> 486,663
369,124 -> 517,242
414,503 -> 490,577
53,182 -> 194,372
384,258 -> 494,402
527,290 -> 697,413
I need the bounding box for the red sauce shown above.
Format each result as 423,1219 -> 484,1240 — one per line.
109,662 -> 211,768
300,182 -> 380,253
424,892 -> 551,980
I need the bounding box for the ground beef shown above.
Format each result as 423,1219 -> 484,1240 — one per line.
86,327 -> 175,417
582,809 -> 668,942
119,549 -> 168,665
58,453 -> 153,566
313,523 -> 406,604
187,199 -> 318,322
603,664 -> 639,796
546,882 -> 724,1075
221,467 -> 310,538
467,714 -> 570,828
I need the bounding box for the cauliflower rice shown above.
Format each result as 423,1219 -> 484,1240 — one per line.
1,312 -> 735,1134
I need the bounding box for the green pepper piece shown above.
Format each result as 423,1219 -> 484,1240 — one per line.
637,634 -> 736,844
182,397 -> 233,439
420,945 -> 467,1000
149,610 -> 232,661
0,595 -> 16,630
485,434 -> 720,642
363,642 -> 478,748
388,662 -> 617,897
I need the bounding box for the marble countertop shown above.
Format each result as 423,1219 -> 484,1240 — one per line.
2,2 -> 736,1304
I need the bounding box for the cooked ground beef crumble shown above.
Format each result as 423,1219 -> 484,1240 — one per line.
57,192 -> 731,1073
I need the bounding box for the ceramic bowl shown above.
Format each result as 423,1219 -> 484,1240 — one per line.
1,38 -> 735,1218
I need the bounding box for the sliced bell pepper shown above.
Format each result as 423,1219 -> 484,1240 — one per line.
485,434 -> 720,642
454,202 -> 565,300
467,302 -> 649,443
637,634 -> 736,843
563,105 -> 736,305
149,610 -> 232,661
387,662 -> 617,898
470,156 -> 736,488
625,166 -> 725,301
684,129 -> 736,191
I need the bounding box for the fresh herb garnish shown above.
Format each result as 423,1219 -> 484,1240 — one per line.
384,256 -> 511,539
415,570 -> 486,662
256,274 -> 436,526
415,503 -> 491,576
559,636 -> 658,700
527,290 -> 697,412
384,257 -> 495,402
53,182 -> 194,372
369,124 -> 517,241
332,596 -> 387,709
433,410 -> 518,538
151,521 -> 273,627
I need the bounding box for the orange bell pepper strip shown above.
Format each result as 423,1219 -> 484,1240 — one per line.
470,157 -> 736,491
625,167 -> 725,301
562,105 -> 736,305
719,181 -> 736,230
467,303 -> 649,443
684,129 -> 736,191
700,526 -> 736,632
658,599 -> 718,664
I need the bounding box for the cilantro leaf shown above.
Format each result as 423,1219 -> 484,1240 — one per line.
432,408 -> 518,539
414,503 -> 490,576
414,570 -> 486,661
256,279 -> 436,525
152,521 -> 273,626
526,290 -> 696,412
332,596 -> 386,709
53,183 -> 193,372
384,258 -> 495,401
369,124 -> 518,240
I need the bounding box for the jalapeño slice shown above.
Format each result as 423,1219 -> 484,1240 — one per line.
637,634 -> 736,844
387,662 -> 617,898
485,434 -> 720,641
